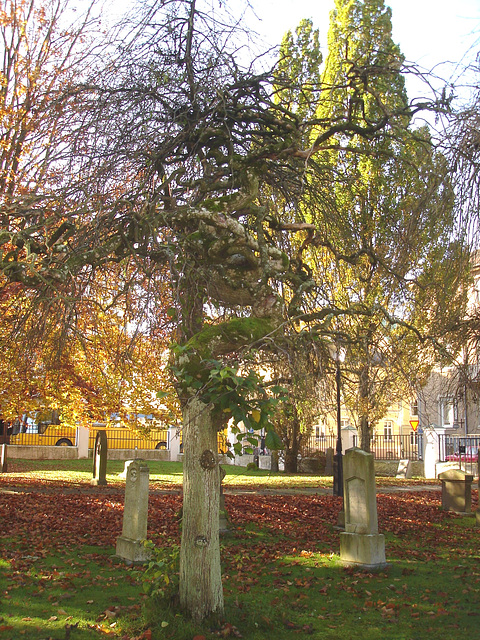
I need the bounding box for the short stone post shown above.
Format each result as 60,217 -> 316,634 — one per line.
340,447 -> 387,570
325,447 -> 334,476
1,444 -> 7,473
91,431 -> 108,486
116,459 -> 151,562
438,469 -> 474,514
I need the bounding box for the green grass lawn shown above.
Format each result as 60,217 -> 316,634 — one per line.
0,546 -> 146,639
1,513 -> 479,640
1,459 -> 476,640
1,457 -> 438,491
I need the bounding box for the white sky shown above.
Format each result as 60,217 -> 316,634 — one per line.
246,0 -> 480,102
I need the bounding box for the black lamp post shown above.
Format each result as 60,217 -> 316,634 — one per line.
328,342 -> 345,497
333,353 -> 343,497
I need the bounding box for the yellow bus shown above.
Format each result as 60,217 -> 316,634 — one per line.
8,414 -> 169,449
9,421 -> 77,446
9,413 -> 227,453
88,423 -> 169,450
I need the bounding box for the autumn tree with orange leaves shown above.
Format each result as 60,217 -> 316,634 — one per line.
0,0 -> 179,429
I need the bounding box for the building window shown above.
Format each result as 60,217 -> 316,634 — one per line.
314,425 -> 325,439
410,400 -> 418,416
383,421 -> 393,441
440,397 -> 457,427
474,278 -> 480,305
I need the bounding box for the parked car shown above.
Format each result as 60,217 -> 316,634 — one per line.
446,446 -> 479,462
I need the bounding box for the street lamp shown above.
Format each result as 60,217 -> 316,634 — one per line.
329,343 -> 346,497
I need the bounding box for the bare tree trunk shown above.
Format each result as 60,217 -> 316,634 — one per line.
358,364 -> 371,452
284,412 -> 300,473
179,396 -> 224,622
358,414 -> 371,452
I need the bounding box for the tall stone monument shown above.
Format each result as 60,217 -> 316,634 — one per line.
340,447 -> 387,570
91,430 -> 108,486
116,459 -> 151,563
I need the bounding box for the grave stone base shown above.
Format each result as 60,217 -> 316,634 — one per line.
219,509 -> 230,536
439,469 -> 473,514
116,535 -> 151,563
340,532 -> 387,570
90,478 -> 107,486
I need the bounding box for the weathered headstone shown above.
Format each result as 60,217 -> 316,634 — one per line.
219,466 -> 229,535
299,457 -> 321,474
270,450 -> 279,473
119,459 -> 135,478
116,459 -> 151,562
340,447 -> 387,570
325,447 -> 334,476
396,459 -> 412,479
438,469 -> 474,514
91,430 -> 108,486
0,443 -> 7,473
76,425 -> 90,459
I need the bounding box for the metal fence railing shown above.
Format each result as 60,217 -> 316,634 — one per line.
301,433 -> 422,461
301,435 -> 338,457
353,434 -> 423,461
438,434 -> 480,475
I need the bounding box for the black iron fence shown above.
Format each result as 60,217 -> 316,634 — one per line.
301,435 -> 337,457
354,434 -> 423,461
301,433 -> 422,461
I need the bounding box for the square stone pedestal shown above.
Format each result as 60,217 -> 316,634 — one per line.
340,532 -> 387,570
438,469 -> 474,514
115,536 -> 151,563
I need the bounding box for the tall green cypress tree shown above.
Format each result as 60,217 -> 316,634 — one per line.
307,0 -> 468,450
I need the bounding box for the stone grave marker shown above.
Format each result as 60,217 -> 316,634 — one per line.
396,459 -> 412,479
91,430 -> 108,486
1,444 -> 7,473
219,466 -> 229,535
340,447 -> 387,570
116,459 -> 151,562
438,469 -> 474,514
325,447 -> 334,476
119,459 -> 135,478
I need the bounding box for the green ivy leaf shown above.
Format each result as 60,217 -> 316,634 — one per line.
265,429 -> 284,451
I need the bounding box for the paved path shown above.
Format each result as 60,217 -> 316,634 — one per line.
0,481 -> 443,496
